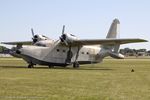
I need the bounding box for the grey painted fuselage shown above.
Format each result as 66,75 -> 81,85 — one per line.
18,44 -> 102,66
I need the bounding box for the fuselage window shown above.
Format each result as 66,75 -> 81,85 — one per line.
81,52 -> 84,54
87,52 -> 89,55
57,49 -> 60,52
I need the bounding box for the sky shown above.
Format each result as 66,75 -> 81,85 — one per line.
0,0 -> 150,49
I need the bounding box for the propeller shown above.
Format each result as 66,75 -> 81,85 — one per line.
60,25 -> 68,45
31,28 -> 35,37
61,25 -> 67,41
62,25 -> 65,35
31,28 -> 38,43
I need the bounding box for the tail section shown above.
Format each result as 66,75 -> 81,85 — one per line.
106,19 -> 120,38
99,19 -> 124,60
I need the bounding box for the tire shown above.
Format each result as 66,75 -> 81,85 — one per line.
28,64 -> 33,68
49,66 -> 54,68
73,62 -> 79,68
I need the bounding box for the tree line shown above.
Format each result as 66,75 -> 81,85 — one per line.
120,48 -> 150,56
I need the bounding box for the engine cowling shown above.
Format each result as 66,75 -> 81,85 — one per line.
32,34 -> 49,44
60,33 -> 78,45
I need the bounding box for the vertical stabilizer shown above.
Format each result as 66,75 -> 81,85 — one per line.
99,19 -> 124,60
106,19 -> 120,38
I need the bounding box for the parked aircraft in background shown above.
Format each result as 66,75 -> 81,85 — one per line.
1,19 -> 147,68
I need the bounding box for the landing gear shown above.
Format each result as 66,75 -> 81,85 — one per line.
48,65 -> 54,68
73,46 -> 80,69
73,62 -> 80,68
28,64 -> 34,68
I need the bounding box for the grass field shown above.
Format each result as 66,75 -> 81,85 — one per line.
0,58 -> 150,100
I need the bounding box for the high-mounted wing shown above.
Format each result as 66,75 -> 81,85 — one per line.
62,38 -> 148,46
1,41 -> 32,45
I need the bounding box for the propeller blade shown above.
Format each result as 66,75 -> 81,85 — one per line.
62,25 -> 65,34
31,28 -> 34,37
64,40 -> 68,45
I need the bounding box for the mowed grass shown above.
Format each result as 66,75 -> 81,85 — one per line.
0,58 -> 150,100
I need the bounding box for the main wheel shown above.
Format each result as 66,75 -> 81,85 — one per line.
48,66 -> 54,68
73,62 -> 80,68
28,64 -> 33,68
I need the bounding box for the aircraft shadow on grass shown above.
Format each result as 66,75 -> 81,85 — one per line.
0,65 -> 113,71
0,65 -> 27,69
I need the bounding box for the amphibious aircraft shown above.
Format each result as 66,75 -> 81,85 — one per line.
1,19 -> 147,68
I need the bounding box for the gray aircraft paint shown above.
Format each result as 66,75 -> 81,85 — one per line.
1,19 -> 147,67
19,44 -> 100,66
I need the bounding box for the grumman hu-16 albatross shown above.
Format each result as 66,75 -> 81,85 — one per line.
1,19 -> 147,68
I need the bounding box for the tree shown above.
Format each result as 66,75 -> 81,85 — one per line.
0,46 -> 9,53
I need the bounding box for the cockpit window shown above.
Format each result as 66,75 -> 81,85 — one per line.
42,35 -> 49,39
36,43 -> 46,47
70,34 -> 75,37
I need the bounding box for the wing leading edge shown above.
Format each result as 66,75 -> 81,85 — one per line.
1,41 -> 32,45
66,38 -> 148,46
1,38 -> 147,46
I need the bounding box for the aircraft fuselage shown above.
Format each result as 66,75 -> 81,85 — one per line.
17,44 -> 102,67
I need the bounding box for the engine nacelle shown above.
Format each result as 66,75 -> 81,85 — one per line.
34,39 -> 54,47
32,34 -> 49,43
109,52 -> 124,59
60,33 -> 78,44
